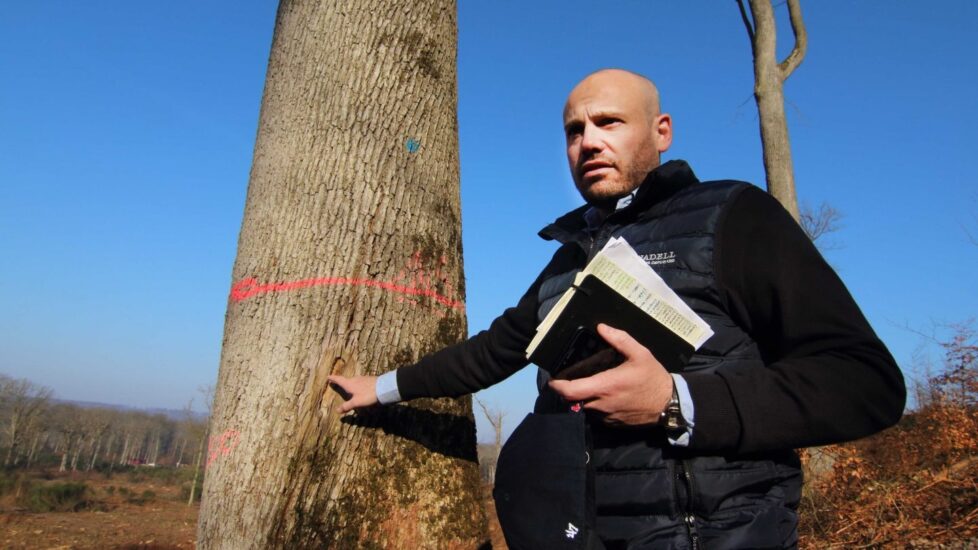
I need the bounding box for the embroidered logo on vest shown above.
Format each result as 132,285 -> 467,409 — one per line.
640,251 -> 676,266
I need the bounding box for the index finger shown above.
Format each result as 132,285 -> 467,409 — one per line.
548,368 -> 616,402
330,383 -> 352,401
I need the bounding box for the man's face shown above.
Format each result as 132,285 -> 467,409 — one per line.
563,72 -> 672,204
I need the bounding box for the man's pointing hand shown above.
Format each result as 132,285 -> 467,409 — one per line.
326,374 -> 378,413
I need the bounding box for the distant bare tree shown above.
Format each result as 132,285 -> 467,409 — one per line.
79,408 -> 112,471
116,413 -> 142,466
475,398 -> 505,484
0,375 -> 53,466
188,384 -> 213,506
48,404 -> 83,472
800,201 -> 843,249
736,0 -> 808,221
174,399 -> 199,468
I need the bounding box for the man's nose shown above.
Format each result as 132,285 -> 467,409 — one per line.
580,123 -> 603,153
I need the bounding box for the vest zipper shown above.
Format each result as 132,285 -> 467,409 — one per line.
587,224 -> 613,261
676,459 -> 700,550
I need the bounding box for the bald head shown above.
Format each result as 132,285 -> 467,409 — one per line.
563,69 -> 673,206
564,69 -> 662,125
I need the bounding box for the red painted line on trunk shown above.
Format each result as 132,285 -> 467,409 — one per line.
229,276 -> 465,310
206,429 -> 239,468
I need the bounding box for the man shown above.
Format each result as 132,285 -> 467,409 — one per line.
329,69 -> 905,548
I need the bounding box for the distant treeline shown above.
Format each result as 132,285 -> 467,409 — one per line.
0,374 -> 209,473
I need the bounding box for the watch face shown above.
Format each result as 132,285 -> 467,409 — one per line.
663,404 -> 686,432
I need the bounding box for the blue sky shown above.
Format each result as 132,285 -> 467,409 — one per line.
2,1 -> 976,442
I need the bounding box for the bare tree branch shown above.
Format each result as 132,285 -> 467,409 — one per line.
736,0 -> 756,45
779,0 -> 808,80
964,203 -> 978,247
474,397 -> 505,436
800,201 -> 843,244
0,376 -> 53,466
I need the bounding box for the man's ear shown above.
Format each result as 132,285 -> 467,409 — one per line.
654,113 -> 673,153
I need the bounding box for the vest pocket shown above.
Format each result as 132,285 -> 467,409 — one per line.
694,503 -> 798,550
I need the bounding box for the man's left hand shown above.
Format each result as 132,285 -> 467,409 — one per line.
548,323 -> 674,426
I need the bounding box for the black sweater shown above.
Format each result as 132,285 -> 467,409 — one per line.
396,181 -> 906,454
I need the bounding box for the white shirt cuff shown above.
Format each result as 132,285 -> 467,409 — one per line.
375,370 -> 402,405
667,373 -> 695,447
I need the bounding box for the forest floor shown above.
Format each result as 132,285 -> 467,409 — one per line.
3,462 -> 976,549
0,469 -> 506,550
0,468 -> 197,550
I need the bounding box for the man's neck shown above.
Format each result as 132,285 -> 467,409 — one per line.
585,190 -> 638,229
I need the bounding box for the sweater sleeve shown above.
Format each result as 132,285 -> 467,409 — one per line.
394,247 -> 574,400
683,186 -> 906,453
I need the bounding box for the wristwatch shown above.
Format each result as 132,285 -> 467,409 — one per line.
659,378 -> 687,437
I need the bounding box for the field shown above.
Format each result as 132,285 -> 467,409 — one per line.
1,467 -> 199,550
0,467 -> 507,550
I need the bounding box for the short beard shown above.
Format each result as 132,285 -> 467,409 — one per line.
577,161 -> 658,209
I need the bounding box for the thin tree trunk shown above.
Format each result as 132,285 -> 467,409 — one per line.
189,432 -> 206,506
198,1 -> 486,548
175,437 -> 187,468
151,434 -> 160,465
119,434 -> 130,466
26,433 -> 41,467
70,436 -> 82,471
741,0 -> 807,221
89,437 -> 102,471
103,433 -> 115,461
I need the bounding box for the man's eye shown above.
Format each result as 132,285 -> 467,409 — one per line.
599,118 -> 621,127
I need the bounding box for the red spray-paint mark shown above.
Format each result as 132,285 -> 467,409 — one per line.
206,429 -> 240,468
229,252 -> 465,311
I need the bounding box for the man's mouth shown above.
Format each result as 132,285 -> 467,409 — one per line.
580,160 -> 614,180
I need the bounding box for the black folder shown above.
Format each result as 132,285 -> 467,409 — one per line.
528,274 -> 696,379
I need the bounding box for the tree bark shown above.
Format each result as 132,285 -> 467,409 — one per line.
741,0 -> 807,222
197,1 -> 486,548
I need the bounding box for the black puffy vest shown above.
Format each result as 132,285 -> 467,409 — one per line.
533,166 -> 802,549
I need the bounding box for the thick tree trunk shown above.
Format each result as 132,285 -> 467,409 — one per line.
198,1 -> 486,549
